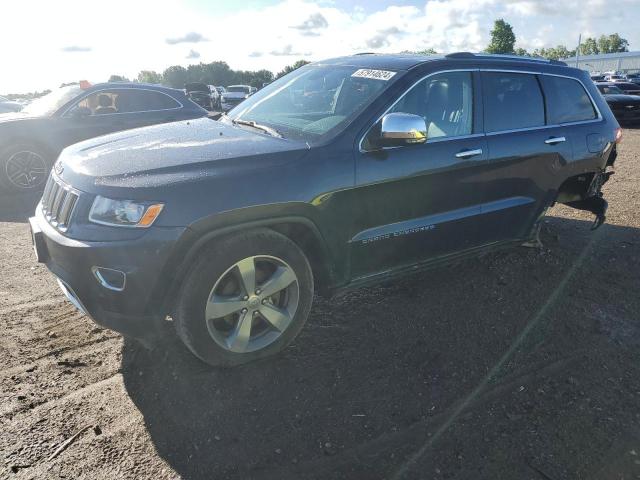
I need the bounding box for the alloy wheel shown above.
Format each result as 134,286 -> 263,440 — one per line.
205,255 -> 300,353
5,151 -> 48,189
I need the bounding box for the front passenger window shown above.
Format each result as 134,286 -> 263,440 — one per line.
390,71 -> 473,139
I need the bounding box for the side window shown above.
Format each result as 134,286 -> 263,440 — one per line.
390,71 -> 473,139
482,72 -> 545,133
71,91 -> 118,116
540,76 -> 597,124
67,90 -> 179,116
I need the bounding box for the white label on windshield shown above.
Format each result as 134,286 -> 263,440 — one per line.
351,69 -> 397,81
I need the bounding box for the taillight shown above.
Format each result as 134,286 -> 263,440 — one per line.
615,127 -> 623,143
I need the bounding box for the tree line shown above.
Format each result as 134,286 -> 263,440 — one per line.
486,19 -> 629,60
107,60 -> 311,90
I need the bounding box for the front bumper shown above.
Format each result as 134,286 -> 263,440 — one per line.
29,208 -> 186,340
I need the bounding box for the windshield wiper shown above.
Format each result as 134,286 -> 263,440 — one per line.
232,118 -> 283,138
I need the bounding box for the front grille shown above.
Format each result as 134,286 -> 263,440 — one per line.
41,174 -> 79,231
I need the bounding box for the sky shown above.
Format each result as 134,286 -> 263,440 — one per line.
2,0 -> 639,94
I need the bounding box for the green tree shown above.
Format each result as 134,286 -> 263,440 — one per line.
533,45 -> 575,60
580,37 -> 599,55
276,60 -> 310,79
137,70 -> 163,84
513,47 -> 530,56
486,19 -> 516,54
162,65 -> 188,88
597,33 -> 629,53
108,75 -> 129,83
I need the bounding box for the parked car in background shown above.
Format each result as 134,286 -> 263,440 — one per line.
624,73 -> 640,85
0,83 -> 207,192
596,82 -> 640,124
185,83 -> 214,111
0,95 -> 23,113
221,85 -> 253,111
600,81 -> 640,96
31,53 -> 619,366
604,73 -> 624,82
590,74 -> 605,82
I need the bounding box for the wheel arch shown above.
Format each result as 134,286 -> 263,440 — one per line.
156,214 -> 336,317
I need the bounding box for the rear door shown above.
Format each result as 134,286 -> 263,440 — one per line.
351,70 -> 489,278
538,74 -> 602,176
477,71 -> 572,245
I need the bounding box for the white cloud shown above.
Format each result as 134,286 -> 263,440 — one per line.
1,0 -> 638,94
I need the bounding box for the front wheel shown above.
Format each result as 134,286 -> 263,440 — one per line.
174,229 -> 314,367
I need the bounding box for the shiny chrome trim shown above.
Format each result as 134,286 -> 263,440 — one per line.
57,279 -> 89,316
455,148 -> 483,158
60,87 -> 184,117
544,136 -> 566,144
359,68 -> 603,153
91,266 -> 127,292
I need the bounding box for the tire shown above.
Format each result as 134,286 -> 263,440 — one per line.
174,228 -> 314,367
0,143 -> 52,193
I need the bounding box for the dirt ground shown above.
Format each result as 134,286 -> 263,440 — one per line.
1,130 -> 639,480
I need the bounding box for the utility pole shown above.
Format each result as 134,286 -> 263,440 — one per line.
576,33 -> 582,68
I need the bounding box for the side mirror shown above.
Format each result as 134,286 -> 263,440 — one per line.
379,112 -> 427,147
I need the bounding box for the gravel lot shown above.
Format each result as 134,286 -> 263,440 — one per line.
1,129 -> 639,480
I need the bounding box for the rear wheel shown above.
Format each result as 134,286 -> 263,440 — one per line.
0,144 -> 52,192
175,229 -> 314,367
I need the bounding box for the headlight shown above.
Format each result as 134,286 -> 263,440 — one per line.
89,196 -> 164,228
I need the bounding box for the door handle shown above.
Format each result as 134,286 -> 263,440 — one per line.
544,136 -> 566,145
455,148 -> 483,159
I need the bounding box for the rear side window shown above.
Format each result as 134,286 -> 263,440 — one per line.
482,72 -> 545,132
540,76 -> 597,124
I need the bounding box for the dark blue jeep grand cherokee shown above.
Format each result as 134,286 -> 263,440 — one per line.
30,53 -> 620,366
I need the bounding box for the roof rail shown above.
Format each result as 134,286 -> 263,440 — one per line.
445,52 -> 567,66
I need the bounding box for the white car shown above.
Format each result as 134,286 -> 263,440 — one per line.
221,85 -> 253,111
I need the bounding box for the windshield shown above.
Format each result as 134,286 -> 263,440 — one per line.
0,96 -> 7,102
599,85 -> 623,94
23,85 -> 83,116
227,86 -> 250,93
226,64 -> 399,142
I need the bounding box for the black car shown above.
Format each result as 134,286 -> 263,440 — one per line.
184,83 -> 215,111
604,81 -> 640,96
0,83 -> 207,192
30,53 -> 619,366
596,82 -> 640,124
625,73 -> 640,85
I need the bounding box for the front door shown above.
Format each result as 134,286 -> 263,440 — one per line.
351,70 -> 489,278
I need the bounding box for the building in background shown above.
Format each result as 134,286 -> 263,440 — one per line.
562,51 -> 640,74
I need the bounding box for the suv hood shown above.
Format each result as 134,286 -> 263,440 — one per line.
59,117 -> 308,191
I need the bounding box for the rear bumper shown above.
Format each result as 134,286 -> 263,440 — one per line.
29,209 -> 186,340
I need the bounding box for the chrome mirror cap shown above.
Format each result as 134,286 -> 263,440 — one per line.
380,112 -> 427,145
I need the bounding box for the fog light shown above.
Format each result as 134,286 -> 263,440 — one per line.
92,266 -> 126,291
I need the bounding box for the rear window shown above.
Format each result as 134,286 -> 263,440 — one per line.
540,76 -> 597,124
482,72 -> 545,133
